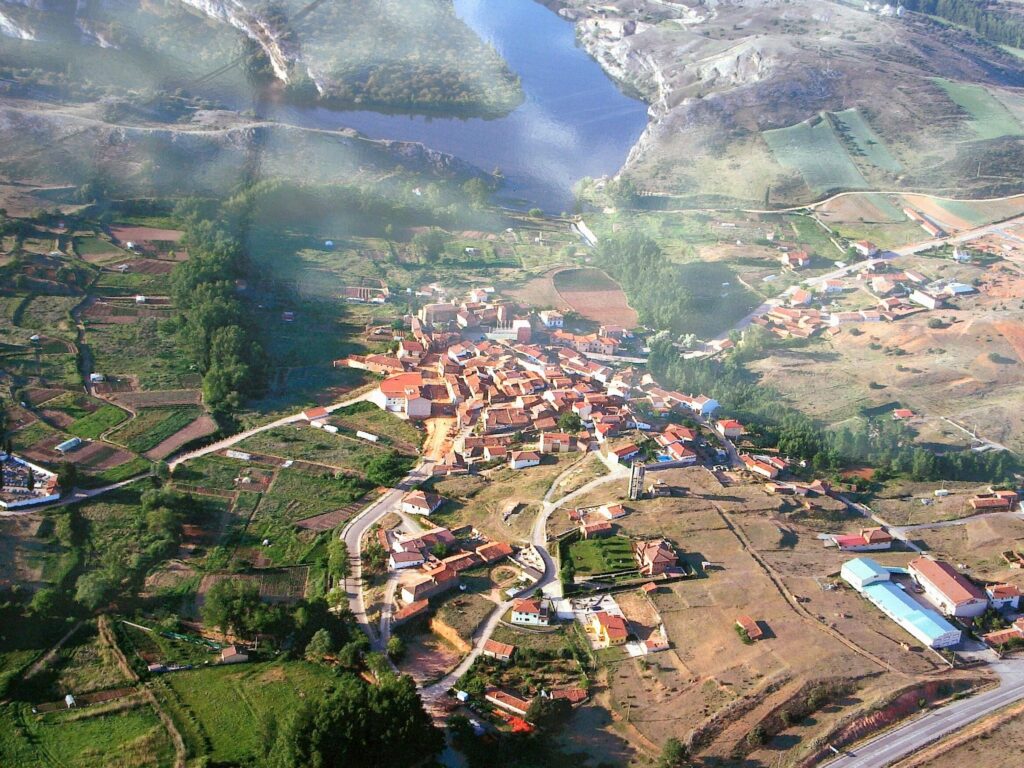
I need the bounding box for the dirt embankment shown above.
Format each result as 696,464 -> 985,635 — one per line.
429,617 -> 471,654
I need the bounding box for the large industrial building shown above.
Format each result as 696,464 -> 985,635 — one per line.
841,557 -> 962,649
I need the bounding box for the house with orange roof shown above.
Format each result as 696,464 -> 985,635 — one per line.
580,520 -> 614,539
511,597 -> 549,626
369,372 -> 432,419
910,556 -> 988,618
633,539 -> 677,576
986,583 -> 1021,611
509,450 -> 541,470
831,527 -> 893,552
590,611 -> 629,646
482,639 -> 516,663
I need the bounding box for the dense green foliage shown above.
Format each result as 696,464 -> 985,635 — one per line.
170,203 -> 266,414
263,672 -> 442,768
904,0 -> 1024,48
594,231 -> 756,337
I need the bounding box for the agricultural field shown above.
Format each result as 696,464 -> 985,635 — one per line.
329,402 -> 422,454
106,407 -> 203,453
85,318 -> 196,391
0,699 -> 176,768
159,661 -> 337,765
67,405 -> 130,439
566,535 -> 635,575
762,117 -> 869,195
236,423 -> 399,474
831,108 -> 902,173
933,78 -> 1023,141
552,267 -> 638,327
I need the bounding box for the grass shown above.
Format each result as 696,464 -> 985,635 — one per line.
567,535 -> 636,575
762,116 -> 869,194
162,661 -> 336,765
831,109 -> 902,173
85,318 -> 197,391
236,423 -> 394,472
171,456 -> 248,491
80,457 -> 152,487
933,78 -> 1023,140
69,405 -> 130,439
11,420 -> 57,452
74,235 -> 124,256
0,699 -> 175,768
107,407 -> 202,453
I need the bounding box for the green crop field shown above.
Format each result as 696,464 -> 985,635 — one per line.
567,535 -> 636,575
0,700 -> 175,768
933,78 -> 1023,140
237,424 -> 393,472
831,109 -> 902,172
73,235 -> 125,257
162,661 -> 336,765
762,117 -> 869,194
69,405 -> 130,439
85,319 -> 196,390
106,407 -> 201,453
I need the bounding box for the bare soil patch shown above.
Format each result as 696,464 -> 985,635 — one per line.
552,267 -> 638,327
114,390 -> 202,409
110,225 -> 184,244
144,415 -> 218,460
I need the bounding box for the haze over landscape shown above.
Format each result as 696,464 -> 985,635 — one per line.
2,0 -> 1024,766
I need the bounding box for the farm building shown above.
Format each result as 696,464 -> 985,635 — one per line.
842,557 -> 962,649
831,527 -> 893,552
736,615 -> 764,640
909,556 -> 988,618
482,639 -> 516,662
485,687 -> 533,717
220,645 -> 249,664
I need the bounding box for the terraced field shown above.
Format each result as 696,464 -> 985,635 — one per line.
831,109 -> 902,172
934,78 -> 1023,140
762,118 -> 869,195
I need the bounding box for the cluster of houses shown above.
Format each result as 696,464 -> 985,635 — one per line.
759,254 -> 981,340
379,520 -> 516,622
341,288 -> 738,478
842,554 -> 1023,649
0,452 -> 60,510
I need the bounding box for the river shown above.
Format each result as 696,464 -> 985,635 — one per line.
268,0 -> 649,211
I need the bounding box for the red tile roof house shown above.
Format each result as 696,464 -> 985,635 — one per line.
633,539 -> 677,576
392,599 -> 430,627
550,687 -> 589,705
580,520 -> 614,539
538,432 -> 576,453
986,583 -> 1022,611
389,550 -> 426,570
400,565 -> 459,604
736,616 -> 764,640
302,406 -> 329,422
909,556 -> 989,618
401,490 -> 446,516
780,250 -> 811,269
485,687 -> 533,718
983,617 -> 1024,646
970,491 -> 1019,512
369,372 -> 432,419
609,443 -> 641,465
511,597 -> 550,626
831,527 -> 893,552
509,450 -> 541,470
741,454 -> 779,480
716,419 -> 744,439
482,639 -> 516,663
475,541 -> 514,564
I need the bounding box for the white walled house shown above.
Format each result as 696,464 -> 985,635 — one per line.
910,556 -> 988,618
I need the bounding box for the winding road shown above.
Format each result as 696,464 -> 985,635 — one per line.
824,659 -> 1024,768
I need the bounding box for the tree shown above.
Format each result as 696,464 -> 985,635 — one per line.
386,635 -> 405,661
201,579 -> 264,638
263,674 -> 443,768
305,628 -> 335,662
327,538 -> 350,581
56,462 -> 79,494
557,412 -> 582,433
412,229 -> 450,263
525,696 -> 572,729
658,737 -> 689,768
364,451 -> 411,487
75,571 -> 114,611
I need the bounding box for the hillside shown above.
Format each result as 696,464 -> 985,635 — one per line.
555,0 -> 1024,206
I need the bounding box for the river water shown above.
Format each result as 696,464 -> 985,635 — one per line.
269,0 -> 649,211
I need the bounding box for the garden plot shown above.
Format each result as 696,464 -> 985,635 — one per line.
106,407 -> 203,453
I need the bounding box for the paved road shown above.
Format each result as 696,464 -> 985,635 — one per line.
824,659 -> 1024,768
341,460 -> 435,650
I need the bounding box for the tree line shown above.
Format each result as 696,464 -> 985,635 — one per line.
169,201 -> 267,415
903,0 -> 1024,49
